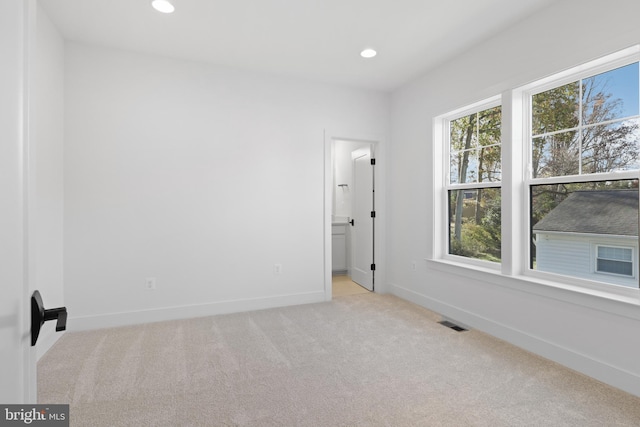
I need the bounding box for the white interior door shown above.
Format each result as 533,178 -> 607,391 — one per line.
350,146 -> 374,291
0,0 -> 37,404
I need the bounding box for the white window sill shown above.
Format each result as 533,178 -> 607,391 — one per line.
426,258 -> 640,321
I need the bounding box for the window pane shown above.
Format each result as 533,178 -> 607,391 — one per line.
598,246 -> 632,261
583,63 -> 640,125
478,105 -> 502,146
450,149 -> 479,184
531,63 -> 640,180
449,188 -> 501,262
532,131 -> 579,178
581,119 -> 640,174
479,146 -> 501,182
597,259 -> 633,276
451,114 -> 479,151
530,180 -> 639,288
450,106 -> 502,185
532,82 -> 580,136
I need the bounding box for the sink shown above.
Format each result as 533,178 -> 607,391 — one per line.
332,216 -> 349,225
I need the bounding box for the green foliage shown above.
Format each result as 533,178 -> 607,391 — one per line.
449,188 -> 501,262
450,106 -> 502,184
449,222 -> 501,262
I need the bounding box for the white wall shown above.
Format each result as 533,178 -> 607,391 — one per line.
32,3 -> 65,359
64,42 -> 389,329
389,0 -> 640,397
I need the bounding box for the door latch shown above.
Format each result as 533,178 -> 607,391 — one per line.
31,290 -> 67,346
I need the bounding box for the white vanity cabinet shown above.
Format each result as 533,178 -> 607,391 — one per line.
332,223 -> 348,273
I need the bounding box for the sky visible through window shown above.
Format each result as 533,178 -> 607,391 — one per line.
599,62 -> 639,118
529,61 -> 640,288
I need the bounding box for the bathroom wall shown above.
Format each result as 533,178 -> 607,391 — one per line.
333,140 -> 371,220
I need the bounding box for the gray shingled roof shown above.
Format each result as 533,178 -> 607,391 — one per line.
533,190 -> 638,236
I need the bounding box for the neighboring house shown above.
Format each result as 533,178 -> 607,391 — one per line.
533,190 -> 639,288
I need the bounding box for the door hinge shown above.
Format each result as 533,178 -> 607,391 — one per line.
371,211 -> 376,218
371,263 -> 376,271
371,158 -> 376,165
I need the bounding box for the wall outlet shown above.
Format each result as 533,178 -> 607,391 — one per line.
274,264 -> 282,274
145,277 -> 156,290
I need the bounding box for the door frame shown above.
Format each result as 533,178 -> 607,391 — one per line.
0,0 -> 37,403
323,129 -> 386,301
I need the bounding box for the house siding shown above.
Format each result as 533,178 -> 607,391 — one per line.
535,233 -> 638,288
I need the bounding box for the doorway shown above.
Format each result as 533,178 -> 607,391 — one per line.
324,132 -> 380,300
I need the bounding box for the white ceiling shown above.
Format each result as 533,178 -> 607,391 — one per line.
38,0 -> 557,91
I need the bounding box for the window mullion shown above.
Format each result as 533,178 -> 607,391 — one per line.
502,89 -> 525,276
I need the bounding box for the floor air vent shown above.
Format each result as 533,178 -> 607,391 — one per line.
439,320 -> 467,332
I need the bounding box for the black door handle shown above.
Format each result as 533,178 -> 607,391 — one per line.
349,219 -> 354,226
31,290 -> 67,346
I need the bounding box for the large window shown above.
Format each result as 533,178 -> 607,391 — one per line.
446,104 -> 502,263
528,60 -> 640,289
436,47 -> 640,293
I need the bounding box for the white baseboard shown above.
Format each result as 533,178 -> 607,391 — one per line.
390,283 -> 640,398
67,291 -> 326,332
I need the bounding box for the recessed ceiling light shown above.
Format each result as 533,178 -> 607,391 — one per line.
360,48 -> 377,59
152,0 -> 175,13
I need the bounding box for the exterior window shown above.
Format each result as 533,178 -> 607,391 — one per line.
531,63 -> 640,178
447,105 -> 502,262
434,48 -> 640,294
529,61 -> 640,288
596,246 -> 633,276
531,179 -> 638,287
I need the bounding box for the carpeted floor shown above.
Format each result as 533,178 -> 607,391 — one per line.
38,293 -> 640,426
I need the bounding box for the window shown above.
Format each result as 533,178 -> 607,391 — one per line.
596,246 -> 634,277
434,47 -> 640,293
528,58 -> 640,289
530,62 -> 640,179
531,179 -> 638,287
446,103 -> 502,263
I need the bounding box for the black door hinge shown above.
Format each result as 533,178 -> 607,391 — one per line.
371,263 -> 376,271
371,211 -> 376,218
371,158 -> 376,165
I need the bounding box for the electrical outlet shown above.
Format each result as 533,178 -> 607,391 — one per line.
274,264 -> 282,274
145,277 -> 156,290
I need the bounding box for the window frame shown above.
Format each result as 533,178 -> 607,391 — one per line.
522,49 -> 640,293
442,96 -> 502,268
431,46 -> 640,302
594,244 -> 635,278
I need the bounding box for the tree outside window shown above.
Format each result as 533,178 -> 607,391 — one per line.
448,105 -> 502,262
529,62 -> 640,288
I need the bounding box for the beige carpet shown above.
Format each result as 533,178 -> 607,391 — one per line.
38,293 -> 640,426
